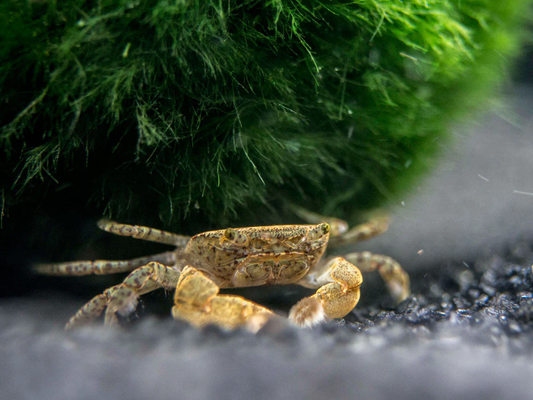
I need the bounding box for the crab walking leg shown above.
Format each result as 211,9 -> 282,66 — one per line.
172,266 -> 274,332
290,257 -> 363,327
34,251 -> 177,276
343,251 -> 410,303
327,215 -> 390,247
290,206 -> 349,237
97,219 -> 191,248
65,262 -> 181,330
290,206 -> 390,246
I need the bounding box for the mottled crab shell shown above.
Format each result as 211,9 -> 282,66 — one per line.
183,223 -> 331,288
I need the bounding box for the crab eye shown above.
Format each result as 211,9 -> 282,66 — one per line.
224,228 -> 236,240
308,223 -> 330,240
222,228 -> 249,247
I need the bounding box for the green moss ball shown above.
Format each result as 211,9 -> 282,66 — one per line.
1,0 -> 531,230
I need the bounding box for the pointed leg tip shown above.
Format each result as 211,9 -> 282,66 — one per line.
97,219 -> 112,229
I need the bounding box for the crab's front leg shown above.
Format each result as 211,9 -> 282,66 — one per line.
290,257 -> 362,327
172,266 -> 274,332
65,262 -> 181,330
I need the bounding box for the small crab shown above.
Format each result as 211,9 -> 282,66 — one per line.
36,210 -> 410,332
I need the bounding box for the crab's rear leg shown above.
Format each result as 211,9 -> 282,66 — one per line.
343,251 -> 410,303
34,251 -> 177,276
172,266 -> 274,333
65,262 -> 181,330
327,215 -> 390,248
290,206 -> 349,237
97,219 -> 191,248
290,206 -> 389,247
290,257 -> 362,327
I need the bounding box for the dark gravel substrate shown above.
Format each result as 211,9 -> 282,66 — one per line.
348,239 -> 533,353
2,239 -> 533,400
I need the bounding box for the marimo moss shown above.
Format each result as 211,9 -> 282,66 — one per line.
1,0 -> 530,230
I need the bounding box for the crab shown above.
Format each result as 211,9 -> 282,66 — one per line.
35,210 -> 410,332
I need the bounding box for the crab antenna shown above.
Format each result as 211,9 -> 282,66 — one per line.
97,220 -> 191,248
